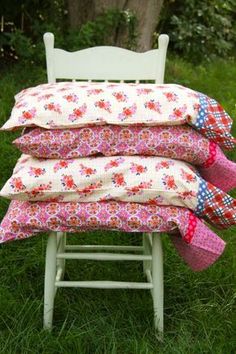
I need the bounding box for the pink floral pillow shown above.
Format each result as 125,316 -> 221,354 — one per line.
0,200 -> 226,271
0,155 -> 235,228
14,125 -> 236,191
1,82 -> 235,149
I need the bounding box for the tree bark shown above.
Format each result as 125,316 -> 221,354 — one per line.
126,0 -> 164,52
67,0 -> 95,29
67,0 -> 164,51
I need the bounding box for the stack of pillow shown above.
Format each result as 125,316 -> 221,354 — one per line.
0,82 -> 235,271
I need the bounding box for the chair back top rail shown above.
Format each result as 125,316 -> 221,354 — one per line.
43,32 -> 169,84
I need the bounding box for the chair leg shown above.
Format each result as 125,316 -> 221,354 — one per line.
143,233 -> 152,275
44,231 -> 57,330
57,232 -> 66,279
152,233 -> 164,338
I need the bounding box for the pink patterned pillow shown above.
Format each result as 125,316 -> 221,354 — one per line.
0,155 -> 235,228
14,125 -> 236,191
0,200 -> 226,271
1,82 -> 235,149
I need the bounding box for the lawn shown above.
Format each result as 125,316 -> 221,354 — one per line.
0,58 -> 235,353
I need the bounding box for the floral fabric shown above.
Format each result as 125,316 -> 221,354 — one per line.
0,154 -> 235,228
14,125 -> 236,191
14,125 -> 211,162
0,81 -> 235,272
0,155 -> 200,207
1,82 -> 234,149
0,200 -> 226,271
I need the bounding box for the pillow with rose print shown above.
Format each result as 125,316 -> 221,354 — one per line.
1,82 -> 235,149
0,200 -> 226,271
13,125 -> 236,192
0,155 -> 235,228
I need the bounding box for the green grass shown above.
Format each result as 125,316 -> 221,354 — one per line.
0,58 -> 235,353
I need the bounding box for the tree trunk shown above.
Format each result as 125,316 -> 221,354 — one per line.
67,0 -> 164,51
67,0 -> 95,29
114,0 -> 164,51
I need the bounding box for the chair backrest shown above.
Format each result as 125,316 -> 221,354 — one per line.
43,32 -> 169,84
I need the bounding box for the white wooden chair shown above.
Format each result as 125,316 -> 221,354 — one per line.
43,32 -> 169,338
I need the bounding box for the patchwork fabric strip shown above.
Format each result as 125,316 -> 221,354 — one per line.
199,146 -> 236,192
0,200 -> 226,271
195,179 -> 236,228
194,94 -> 235,149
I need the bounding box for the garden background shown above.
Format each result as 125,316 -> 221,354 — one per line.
0,0 -> 235,352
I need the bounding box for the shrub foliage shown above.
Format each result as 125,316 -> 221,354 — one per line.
0,0 -> 235,64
